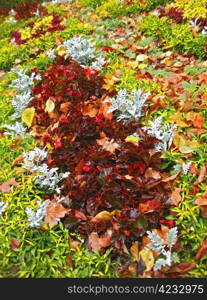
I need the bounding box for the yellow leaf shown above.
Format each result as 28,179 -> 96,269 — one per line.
45,98 -> 55,113
21,107 -> 35,127
169,112 -> 189,128
127,60 -> 139,69
136,54 -> 148,62
138,63 -> 148,70
130,241 -> 139,261
57,46 -> 66,56
173,134 -> 200,154
139,247 -> 154,272
92,210 -> 119,221
125,135 -> 139,145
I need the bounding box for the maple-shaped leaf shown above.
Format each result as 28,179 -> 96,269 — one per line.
96,133 -> 119,154
0,178 -> 19,193
88,230 -> 112,251
45,200 -> 69,227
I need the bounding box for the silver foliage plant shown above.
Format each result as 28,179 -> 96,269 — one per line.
147,227 -> 178,271
107,88 -> 150,123
23,147 -> 48,171
9,68 -> 41,119
173,162 -> 191,175
26,200 -> 50,228
0,202 -> 8,216
143,116 -> 176,152
34,164 -> 70,194
23,148 -> 70,193
57,36 -> 106,70
4,121 -> 27,137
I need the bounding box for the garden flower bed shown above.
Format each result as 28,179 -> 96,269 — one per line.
0,0 -> 207,278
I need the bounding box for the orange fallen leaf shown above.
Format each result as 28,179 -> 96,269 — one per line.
0,178 -> 19,193
144,168 -> 161,180
12,155 -> 24,167
96,136 -> 119,154
130,241 -> 139,261
171,188 -> 182,206
82,104 -> 98,118
45,200 -> 69,227
195,239 -> 207,260
194,165 -> 206,185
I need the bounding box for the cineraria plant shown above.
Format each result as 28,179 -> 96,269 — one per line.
26,200 -> 50,228
23,147 -> 48,171
147,227 -> 178,271
10,69 -> 41,93
0,202 -> 8,216
173,161 -> 191,175
143,116 -> 176,152
59,36 -> 106,69
4,121 -> 26,137
9,69 -> 41,119
107,88 -> 150,122
34,164 -> 70,193
23,148 -> 69,193
11,92 -> 34,119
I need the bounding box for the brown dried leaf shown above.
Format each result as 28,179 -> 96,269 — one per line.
0,178 -> 19,193
195,240 -> 207,260
88,232 -> 102,252
139,247 -> 154,272
45,200 -> 69,227
144,168 -> 161,180
194,165 -> 206,186
171,188 -> 182,206
130,241 -> 139,261
162,172 -> 180,182
96,136 -> 119,154
168,262 -> 196,274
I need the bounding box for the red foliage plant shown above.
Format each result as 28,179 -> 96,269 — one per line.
12,1 -> 47,20
160,7 -> 184,23
29,55 -> 174,256
10,15 -> 65,45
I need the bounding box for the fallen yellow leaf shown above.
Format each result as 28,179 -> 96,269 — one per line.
21,107 -> 35,127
